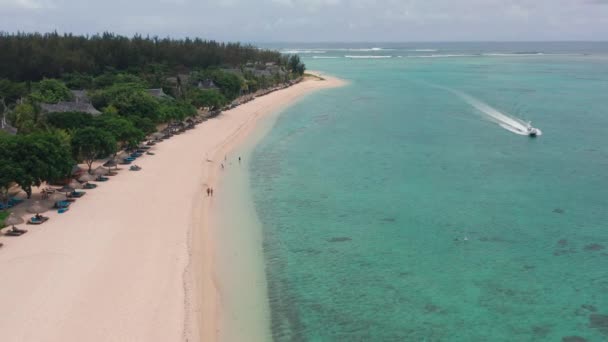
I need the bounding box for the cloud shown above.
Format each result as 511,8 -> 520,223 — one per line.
0,0 -> 607,41
0,0 -> 54,9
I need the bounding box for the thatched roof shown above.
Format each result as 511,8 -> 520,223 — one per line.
40,102 -> 102,116
70,90 -> 91,103
197,79 -> 218,89
147,88 -> 172,99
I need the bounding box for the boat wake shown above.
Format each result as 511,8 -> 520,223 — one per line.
447,88 -> 542,136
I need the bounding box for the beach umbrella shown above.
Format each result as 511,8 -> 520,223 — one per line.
27,200 -> 49,214
4,213 -> 24,229
115,151 -> 129,160
57,184 -> 75,198
49,192 -> 67,201
71,165 -> 84,176
152,132 -> 164,140
69,180 -> 83,190
78,173 -> 96,183
94,166 -> 110,176
103,159 -> 117,168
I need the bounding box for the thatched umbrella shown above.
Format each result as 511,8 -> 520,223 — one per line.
115,151 -> 129,160
27,200 -> 49,214
50,192 -> 67,201
79,173 -> 96,183
69,180 -> 83,190
56,184 -> 75,200
47,192 -> 67,207
71,165 -> 84,177
152,132 -> 164,140
103,159 -> 118,171
4,213 -> 24,229
94,166 -> 110,176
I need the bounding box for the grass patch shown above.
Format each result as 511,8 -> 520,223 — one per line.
0,211 -> 9,228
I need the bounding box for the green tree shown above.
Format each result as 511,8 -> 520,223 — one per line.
0,78 -> 27,104
93,114 -> 144,150
46,111 -> 94,130
30,78 -> 73,104
128,116 -> 156,135
288,55 -> 305,75
187,89 -> 226,110
62,73 -> 94,89
71,127 -> 116,172
7,103 -> 38,134
0,133 -> 73,198
158,99 -> 197,122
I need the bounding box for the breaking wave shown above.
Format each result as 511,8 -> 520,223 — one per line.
345,55 -> 393,59
281,50 -> 326,54
407,54 -> 479,58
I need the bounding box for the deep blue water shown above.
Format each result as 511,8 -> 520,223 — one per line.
251,42 -> 608,341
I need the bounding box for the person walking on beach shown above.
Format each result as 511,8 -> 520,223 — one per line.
221,163 -> 224,170
206,187 -> 211,197
210,188 -> 214,196
238,156 -> 241,163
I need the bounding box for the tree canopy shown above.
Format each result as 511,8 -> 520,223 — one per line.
29,78 -> 73,103
71,127 -> 116,172
0,32 -> 285,81
0,132 -> 74,198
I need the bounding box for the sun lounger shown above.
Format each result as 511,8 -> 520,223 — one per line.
6,227 -> 28,236
96,176 -> 109,182
69,191 -> 86,198
146,152 -> 155,155
28,216 -> 49,225
83,183 -> 97,189
55,200 -> 71,209
8,197 -> 24,205
58,208 -> 69,214
0,203 -> 13,210
129,165 -> 142,171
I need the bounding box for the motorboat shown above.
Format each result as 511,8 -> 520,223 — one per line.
526,122 -> 539,137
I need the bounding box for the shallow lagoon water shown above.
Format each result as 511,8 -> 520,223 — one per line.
250,44 -> 608,341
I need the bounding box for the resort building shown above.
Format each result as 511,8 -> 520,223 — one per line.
40,90 -> 102,116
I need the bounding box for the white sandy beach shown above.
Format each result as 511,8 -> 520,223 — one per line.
0,74 -> 344,342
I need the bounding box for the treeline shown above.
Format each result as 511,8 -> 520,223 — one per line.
0,32 -> 307,202
0,32 -> 285,81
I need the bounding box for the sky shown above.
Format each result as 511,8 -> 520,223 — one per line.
1,0 -> 607,42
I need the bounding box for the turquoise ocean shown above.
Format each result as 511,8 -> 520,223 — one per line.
251,42 -> 608,341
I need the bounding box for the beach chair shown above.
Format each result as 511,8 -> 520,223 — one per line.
129,165 -> 142,171
58,208 -> 69,214
83,183 -> 97,190
69,191 -> 86,198
55,200 -> 71,209
96,176 -> 109,182
28,215 -> 49,225
5,227 -> 28,236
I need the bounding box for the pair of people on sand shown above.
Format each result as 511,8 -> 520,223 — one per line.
206,187 -> 214,197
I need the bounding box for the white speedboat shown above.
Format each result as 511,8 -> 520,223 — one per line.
526,122 -> 540,137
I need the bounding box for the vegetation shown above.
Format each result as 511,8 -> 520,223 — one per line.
0,133 -> 74,198
71,127 -> 116,172
0,211 -> 8,227
0,32 -> 288,81
29,78 -> 73,104
0,32 -> 306,199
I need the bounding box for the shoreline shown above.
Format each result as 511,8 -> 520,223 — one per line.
0,73 -> 344,342
191,72 -> 346,342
